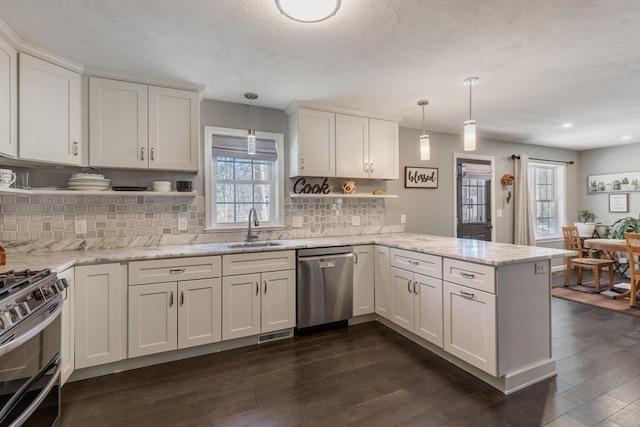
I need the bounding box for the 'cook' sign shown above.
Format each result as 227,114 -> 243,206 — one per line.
404,167 -> 438,188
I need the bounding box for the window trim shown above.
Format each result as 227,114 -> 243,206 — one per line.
203,126 -> 285,232
528,161 -> 567,241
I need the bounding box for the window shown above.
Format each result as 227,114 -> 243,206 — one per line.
528,162 -> 566,240
204,127 -> 285,230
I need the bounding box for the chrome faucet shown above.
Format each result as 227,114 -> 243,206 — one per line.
246,208 -> 260,242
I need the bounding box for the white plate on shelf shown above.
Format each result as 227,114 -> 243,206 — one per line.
68,178 -> 110,184
68,186 -> 110,191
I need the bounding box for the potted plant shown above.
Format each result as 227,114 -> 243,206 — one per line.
575,210 -> 597,237
613,180 -> 621,191
621,177 -> 633,191
608,215 -> 640,239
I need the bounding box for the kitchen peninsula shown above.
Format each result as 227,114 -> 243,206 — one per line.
1,233 -> 574,395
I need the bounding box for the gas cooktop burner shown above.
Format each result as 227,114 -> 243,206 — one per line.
0,269 -> 53,299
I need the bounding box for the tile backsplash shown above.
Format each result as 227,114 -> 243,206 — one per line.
0,194 -> 390,251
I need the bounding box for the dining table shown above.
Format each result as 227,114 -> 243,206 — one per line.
583,238 -> 634,305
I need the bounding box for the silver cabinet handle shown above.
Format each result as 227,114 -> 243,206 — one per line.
364,163 -> 369,173
140,147 -> 145,160
408,260 -> 419,265
353,252 -> 358,264
460,290 -> 475,299
256,282 -> 259,295
413,281 -> 417,294
264,280 -> 267,294
300,158 -> 304,170
150,147 -> 155,161
460,272 -> 475,279
169,291 -> 174,307
180,291 -> 184,306
407,280 -> 412,293
370,163 -> 374,173
73,141 -> 79,156
169,268 -> 186,274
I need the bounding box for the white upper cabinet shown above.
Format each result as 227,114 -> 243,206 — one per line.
19,53 -> 82,165
0,35 -> 17,158
288,108 -> 336,177
289,106 -> 399,180
89,77 -> 199,171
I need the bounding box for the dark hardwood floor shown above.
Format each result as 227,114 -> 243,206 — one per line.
60,279 -> 640,426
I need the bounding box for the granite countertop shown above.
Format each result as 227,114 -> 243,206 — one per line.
0,233 -> 574,273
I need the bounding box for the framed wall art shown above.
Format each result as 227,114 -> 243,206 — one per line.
608,193 -> 629,213
404,166 -> 438,188
587,171 -> 640,193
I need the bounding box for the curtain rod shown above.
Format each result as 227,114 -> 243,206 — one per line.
510,154 -> 574,165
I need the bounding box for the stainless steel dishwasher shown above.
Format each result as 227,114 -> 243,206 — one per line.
297,246 -> 354,329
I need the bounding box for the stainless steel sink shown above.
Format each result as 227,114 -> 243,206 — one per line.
226,241 -> 282,248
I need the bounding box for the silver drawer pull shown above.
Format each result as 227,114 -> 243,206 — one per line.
407,280 -> 412,293
460,290 -> 475,299
408,260 -> 419,265
169,268 -> 186,274
460,272 -> 475,279
169,291 -> 174,307
256,282 -> 259,295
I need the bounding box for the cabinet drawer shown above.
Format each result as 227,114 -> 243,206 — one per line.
129,256 -> 221,285
223,250 -> 295,276
390,248 -> 442,279
443,258 -> 495,294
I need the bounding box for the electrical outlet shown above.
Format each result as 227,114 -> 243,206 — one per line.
74,220 -> 86,235
352,216 -> 361,226
178,218 -> 188,231
535,262 -> 548,274
292,217 -> 303,228
400,214 -> 406,224
496,209 -> 503,218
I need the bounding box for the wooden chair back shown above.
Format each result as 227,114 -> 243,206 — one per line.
625,232 -> 640,278
562,226 -> 583,252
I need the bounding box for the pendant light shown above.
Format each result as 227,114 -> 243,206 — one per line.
275,0 -> 341,23
417,99 -> 430,160
463,77 -> 478,151
245,93 -> 258,155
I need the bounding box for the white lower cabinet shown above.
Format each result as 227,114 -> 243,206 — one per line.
75,263 -> 125,369
374,245 -> 391,319
353,245 -> 375,316
389,249 -> 443,347
443,281 -> 497,376
59,268 -> 74,385
128,278 -> 222,358
222,251 -> 296,340
127,256 -> 222,358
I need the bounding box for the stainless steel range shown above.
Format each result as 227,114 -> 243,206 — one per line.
0,269 -> 68,427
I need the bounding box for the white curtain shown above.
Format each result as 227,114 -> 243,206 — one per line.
514,154 -> 536,246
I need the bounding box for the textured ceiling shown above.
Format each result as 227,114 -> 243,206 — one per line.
1,0 -> 639,150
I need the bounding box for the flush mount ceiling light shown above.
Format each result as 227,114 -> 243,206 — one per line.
275,0 -> 341,23
562,123 -> 574,128
621,135 -> 631,140
463,77 -> 478,151
245,92 -> 258,155
417,100 -> 430,160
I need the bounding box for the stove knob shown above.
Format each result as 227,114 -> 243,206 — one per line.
21,301 -> 32,315
10,304 -> 23,320
0,310 -> 14,328
33,288 -> 45,301
59,278 -> 69,289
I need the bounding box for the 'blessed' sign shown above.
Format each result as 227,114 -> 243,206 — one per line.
404,167 -> 438,188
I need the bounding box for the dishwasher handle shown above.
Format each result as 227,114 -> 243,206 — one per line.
297,253 -> 354,263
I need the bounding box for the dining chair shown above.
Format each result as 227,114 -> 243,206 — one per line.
562,226 -> 615,291
624,232 -> 640,307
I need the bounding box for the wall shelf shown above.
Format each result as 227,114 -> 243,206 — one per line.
0,188 -> 198,197
289,192 -> 397,199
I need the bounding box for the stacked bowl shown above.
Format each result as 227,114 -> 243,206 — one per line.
68,173 -> 110,191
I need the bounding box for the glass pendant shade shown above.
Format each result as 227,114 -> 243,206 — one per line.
420,134 -> 430,160
247,130 -> 256,155
464,120 -> 476,151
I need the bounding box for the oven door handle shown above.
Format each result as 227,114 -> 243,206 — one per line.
0,298 -> 62,357
1,355 -> 61,427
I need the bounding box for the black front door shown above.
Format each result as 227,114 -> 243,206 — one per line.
456,159 -> 492,241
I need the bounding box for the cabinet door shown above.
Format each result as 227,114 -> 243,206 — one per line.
19,53 -> 82,165
128,282 -> 178,358
75,264 -> 123,369
374,245 -> 391,319
148,86 -> 199,171
443,282 -> 497,375
89,77 -> 148,169
178,278 -> 222,349
353,245 -> 375,316
261,270 -> 296,333
0,35 -> 17,158
336,114 -> 368,178
390,267 -> 414,331
368,119 -> 398,179
414,273 -> 443,347
59,268 -> 74,385
222,273 -> 261,340
296,108 -> 335,177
